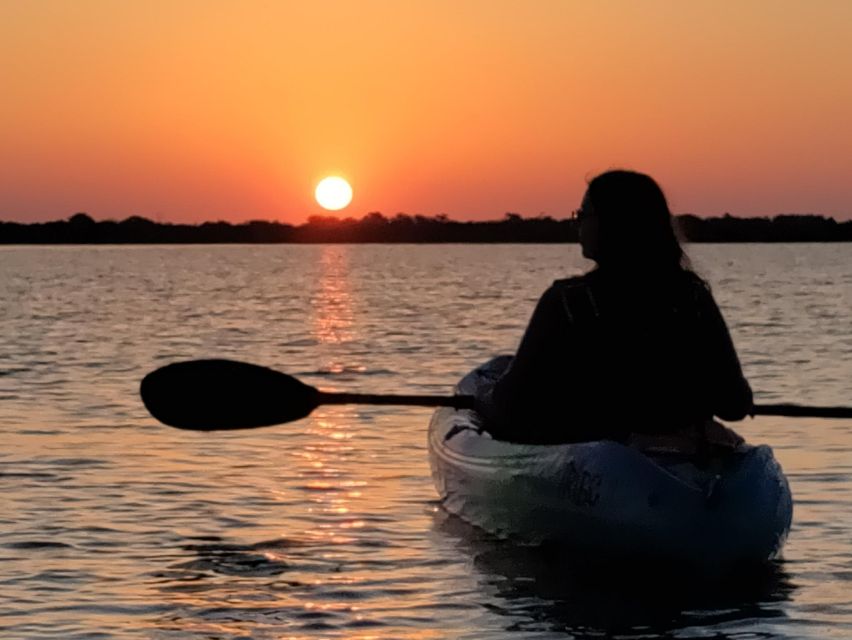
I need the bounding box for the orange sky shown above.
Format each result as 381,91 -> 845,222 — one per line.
2,1 -> 851,223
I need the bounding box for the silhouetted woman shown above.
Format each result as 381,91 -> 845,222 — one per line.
478,170 -> 752,446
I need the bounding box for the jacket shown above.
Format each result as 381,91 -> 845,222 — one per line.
477,269 -> 753,444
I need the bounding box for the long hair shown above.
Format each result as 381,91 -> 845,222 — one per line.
585,170 -> 692,276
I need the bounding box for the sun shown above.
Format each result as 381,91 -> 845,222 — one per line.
315,176 -> 353,211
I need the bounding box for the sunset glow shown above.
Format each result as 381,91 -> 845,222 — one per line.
1,1 -> 851,223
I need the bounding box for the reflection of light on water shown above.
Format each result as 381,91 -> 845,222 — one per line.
319,362 -> 368,375
292,409 -> 366,547
311,246 -> 355,346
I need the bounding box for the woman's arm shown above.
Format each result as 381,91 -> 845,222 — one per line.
477,284 -> 573,440
699,288 -> 754,420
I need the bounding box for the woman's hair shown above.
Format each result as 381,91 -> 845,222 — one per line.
585,170 -> 692,275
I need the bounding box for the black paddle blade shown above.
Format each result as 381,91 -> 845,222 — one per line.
140,359 -> 320,430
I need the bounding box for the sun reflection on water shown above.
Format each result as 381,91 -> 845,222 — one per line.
311,246 -> 356,347
294,410 -> 366,548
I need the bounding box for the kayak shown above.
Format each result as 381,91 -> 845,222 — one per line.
428,356 -> 793,570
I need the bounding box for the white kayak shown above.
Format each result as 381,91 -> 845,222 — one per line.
428,357 -> 793,570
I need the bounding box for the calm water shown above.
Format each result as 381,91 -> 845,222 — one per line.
1,244 -> 850,639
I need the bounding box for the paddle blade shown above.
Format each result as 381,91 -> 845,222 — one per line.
140,359 -> 320,430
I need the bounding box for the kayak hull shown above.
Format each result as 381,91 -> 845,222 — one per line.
428,357 -> 793,569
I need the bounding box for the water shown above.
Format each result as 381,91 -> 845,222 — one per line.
1,243 -> 850,638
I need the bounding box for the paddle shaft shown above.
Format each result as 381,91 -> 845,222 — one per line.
754,403 -> 852,419
318,391 -> 475,410
320,393 -> 849,419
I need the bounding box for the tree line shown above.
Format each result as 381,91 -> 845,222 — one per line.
1,211 -> 850,243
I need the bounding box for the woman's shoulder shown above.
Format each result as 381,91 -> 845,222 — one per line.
547,274 -> 595,306
680,271 -> 716,306
546,274 -> 600,322
551,273 -> 593,291
682,269 -> 712,291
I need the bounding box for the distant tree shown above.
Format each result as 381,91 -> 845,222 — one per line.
69,212 -> 95,225
122,215 -> 156,226
307,215 -> 339,226
361,212 -> 388,225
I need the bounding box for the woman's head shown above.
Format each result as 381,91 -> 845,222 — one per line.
579,170 -> 687,273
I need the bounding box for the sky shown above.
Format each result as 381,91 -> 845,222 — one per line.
2,0 -> 851,224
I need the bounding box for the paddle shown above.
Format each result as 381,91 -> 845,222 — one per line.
140,358 -> 852,430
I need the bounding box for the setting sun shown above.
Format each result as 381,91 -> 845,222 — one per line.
315,177 -> 353,211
